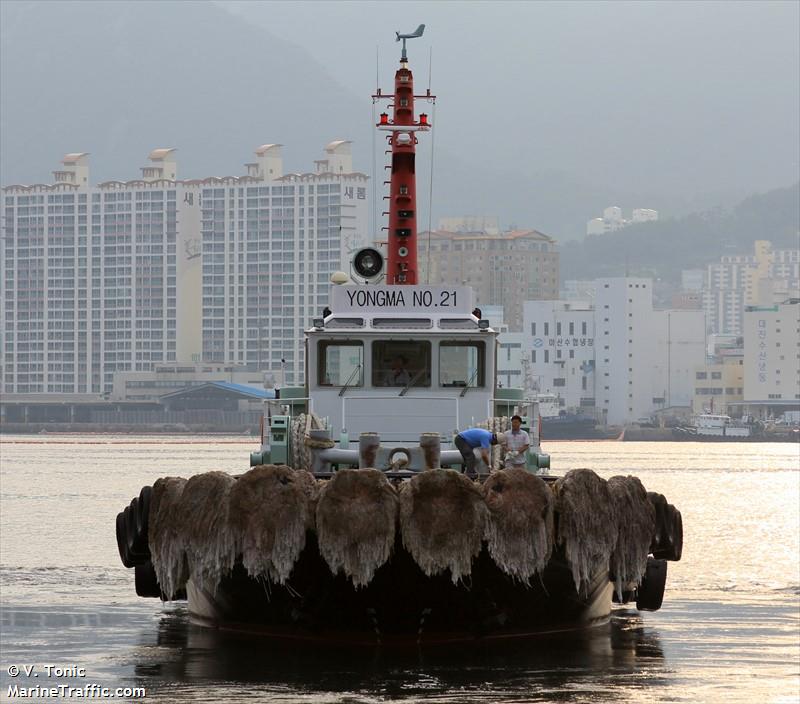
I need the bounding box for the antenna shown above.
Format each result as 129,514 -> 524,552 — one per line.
426,99 -> 436,284
425,44 -> 434,282
428,45 -> 433,92
395,24 -> 425,62
372,43 -> 379,243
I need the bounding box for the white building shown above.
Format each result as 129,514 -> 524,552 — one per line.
594,278 -> 705,424
586,218 -> 608,236
523,300 -> 596,412
519,282 -> 707,424
497,331 -> 525,391
1,150 -> 196,394
651,309 -> 707,409
604,206 -> 624,224
593,279 -> 654,423
0,142 -> 369,393
586,206 -> 658,236
632,208 -> 658,223
198,141 -> 369,385
704,240 -> 800,336
742,299 -> 800,408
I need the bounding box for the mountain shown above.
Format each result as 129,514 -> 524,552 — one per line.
559,183 -> 800,283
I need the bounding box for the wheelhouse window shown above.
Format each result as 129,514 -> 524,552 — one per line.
318,341 -> 363,386
371,340 -> 431,387
439,341 -> 485,388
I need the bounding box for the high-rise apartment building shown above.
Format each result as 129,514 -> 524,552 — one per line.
1,151 -> 189,394
197,142 -> 368,385
1,142 -> 369,393
419,229 -> 559,331
704,240 -> 800,335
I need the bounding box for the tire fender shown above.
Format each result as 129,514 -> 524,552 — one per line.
636,557 -> 667,611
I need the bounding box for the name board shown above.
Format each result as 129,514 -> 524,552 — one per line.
533,336 -> 594,348
331,285 -> 472,315
757,319 -> 768,382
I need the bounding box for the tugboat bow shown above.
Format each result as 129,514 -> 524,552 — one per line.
113,27 -> 683,645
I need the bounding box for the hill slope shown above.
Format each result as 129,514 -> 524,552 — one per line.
560,183 -> 800,283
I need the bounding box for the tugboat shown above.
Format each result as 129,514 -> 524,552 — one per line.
114,27 -> 683,646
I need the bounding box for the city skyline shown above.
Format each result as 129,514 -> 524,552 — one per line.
2,137 -> 797,426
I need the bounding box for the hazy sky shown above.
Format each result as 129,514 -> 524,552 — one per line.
1,0 -> 797,238
224,0 -> 800,197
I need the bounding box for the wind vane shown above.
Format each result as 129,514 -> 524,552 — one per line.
396,24 -> 425,62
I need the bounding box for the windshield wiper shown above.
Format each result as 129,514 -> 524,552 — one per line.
399,368 -> 427,396
459,368 -> 480,397
338,364 -> 363,397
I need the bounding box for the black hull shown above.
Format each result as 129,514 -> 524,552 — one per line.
186,535 -> 613,647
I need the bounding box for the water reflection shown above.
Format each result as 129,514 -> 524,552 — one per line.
131,607 -> 667,702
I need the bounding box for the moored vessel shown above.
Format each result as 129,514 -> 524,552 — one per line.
673,413 -> 759,440
114,27 -> 683,645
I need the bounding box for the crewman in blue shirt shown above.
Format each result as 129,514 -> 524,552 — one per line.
454,428 -> 505,478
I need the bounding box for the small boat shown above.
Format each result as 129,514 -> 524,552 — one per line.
114,26 -> 683,646
674,413 -> 757,440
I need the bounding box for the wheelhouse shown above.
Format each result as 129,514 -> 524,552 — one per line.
305,285 -> 497,444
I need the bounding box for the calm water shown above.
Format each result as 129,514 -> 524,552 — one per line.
1,437 -> 798,703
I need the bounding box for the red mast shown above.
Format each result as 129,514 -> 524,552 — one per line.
374,25 -> 434,285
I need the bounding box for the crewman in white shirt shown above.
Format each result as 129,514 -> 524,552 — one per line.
505,414 -> 530,468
